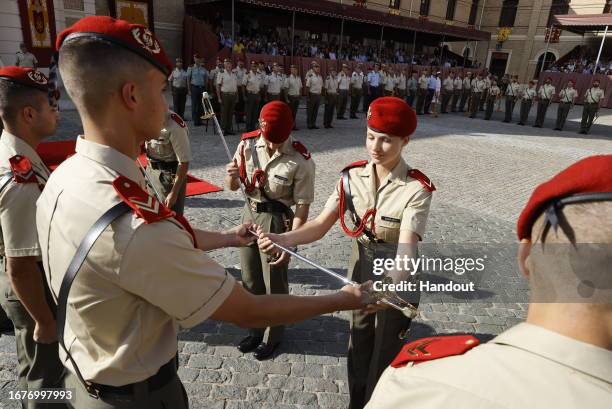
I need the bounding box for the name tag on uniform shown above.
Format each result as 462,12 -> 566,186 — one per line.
274,175 -> 289,182
381,216 -> 401,223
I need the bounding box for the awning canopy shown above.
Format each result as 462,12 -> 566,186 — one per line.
186,0 -> 490,41
552,13 -> 612,34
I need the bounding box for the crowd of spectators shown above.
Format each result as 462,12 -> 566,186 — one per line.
548,57 -> 612,75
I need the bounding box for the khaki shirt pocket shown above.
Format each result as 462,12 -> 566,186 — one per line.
267,173 -> 293,199
376,215 -> 402,243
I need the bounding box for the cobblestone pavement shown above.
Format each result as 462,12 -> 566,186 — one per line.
0,101 -> 610,408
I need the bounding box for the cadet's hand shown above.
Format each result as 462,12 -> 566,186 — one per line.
230,223 -> 257,247
226,161 -> 240,179
257,230 -> 286,254
165,191 -> 178,208
336,281 -> 374,311
34,320 -> 57,344
269,251 -> 291,266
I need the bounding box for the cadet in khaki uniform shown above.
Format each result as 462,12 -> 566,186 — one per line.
469,74 -> 486,118
209,58 -> 224,115
479,73 -> 491,111
534,77 -> 555,128
484,79 -> 500,120
518,80 -> 537,125
503,75 -> 520,123
383,68 -> 396,97
226,101 -> 316,360
451,73 -> 462,112
245,61 -> 263,131
554,80 -> 577,131
216,59 -> 239,135
395,69 -> 407,101
459,72 -> 472,112
367,155 -> 612,409
440,73 -> 454,114
0,67 -> 66,409
580,79 -> 605,134
306,63 -> 323,129
285,65 -> 302,130
406,72 -> 418,108
259,97 -> 433,409
337,64 -> 351,120
415,70 -> 429,115
350,64 -> 365,118
233,60 -> 247,124
265,63 -> 282,102
145,110 -> 191,215
324,68 -> 339,129
45,17 -> 369,408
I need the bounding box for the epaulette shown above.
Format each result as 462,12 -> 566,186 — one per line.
169,112 -> 186,128
9,155 -> 37,183
408,169 -> 436,192
391,335 -> 479,368
112,176 -> 174,224
241,130 -> 260,141
292,141 -> 311,160
341,160 -> 368,172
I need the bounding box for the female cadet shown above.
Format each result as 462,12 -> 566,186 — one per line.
258,97 -> 434,409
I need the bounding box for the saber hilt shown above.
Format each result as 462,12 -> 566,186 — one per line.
138,160 -> 164,203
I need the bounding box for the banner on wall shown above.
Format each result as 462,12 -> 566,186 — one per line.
109,0 -> 155,31
17,0 -> 57,67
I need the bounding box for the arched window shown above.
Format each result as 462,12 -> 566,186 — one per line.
499,0 -> 519,27
535,52 -> 556,77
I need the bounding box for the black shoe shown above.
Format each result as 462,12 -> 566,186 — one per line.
312,126 -> 320,129
554,128 -> 561,131
307,126 -> 314,129
503,120 -> 510,123
518,123 -> 524,126
579,130 -> 587,134
0,319 -> 13,333
254,342 -> 279,361
238,335 -> 263,353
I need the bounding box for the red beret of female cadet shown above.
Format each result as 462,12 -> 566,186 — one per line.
367,96 -> 417,137
56,16 -> 172,75
0,66 -> 48,92
516,155 -> 612,240
259,101 -> 293,144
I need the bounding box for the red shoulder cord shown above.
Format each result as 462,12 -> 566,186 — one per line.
238,143 -> 266,193
337,177 -> 376,238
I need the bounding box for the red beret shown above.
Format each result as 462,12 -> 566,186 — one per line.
517,155 -> 612,240
0,66 -> 48,92
259,101 -> 293,144
367,97 -> 417,137
56,16 -> 172,75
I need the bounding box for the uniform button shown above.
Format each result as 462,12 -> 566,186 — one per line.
123,182 -> 130,188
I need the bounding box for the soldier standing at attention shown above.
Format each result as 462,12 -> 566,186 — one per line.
258,61 -> 267,111
518,80 -> 537,125
469,73 -> 486,119
225,101 -> 316,360
324,67 -> 339,129
367,63 -> 382,109
533,77 -> 555,128
0,67 -> 66,409
350,64 -> 365,118
503,75 -> 520,123
259,97 -> 433,409
415,69 -> 428,115
458,71 -> 472,112
43,17 -> 370,407
554,80 -> 577,131
15,43 -> 37,68
168,57 -> 188,118
144,110 -> 191,215
337,64 -> 351,120
186,55 -> 208,126
209,58 -> 224,115
406,71 -> 418,108
306,63 -> 323,129
216,59 -> 239,135
233,59 -> 247,124
484,79 -> 500,120
264,63 -> 282,102
441,72 -> 454,114
579,79 -> 605,134
367,155 -> 612,409
285,65 -> 302,130
362,66 -> 371,113
479,72 -> 491,111
451,72 -> 462,112
396,68 -> 407,103
383,67 -> 396,97
278,64 -> 288,103
245,61 -> 263,131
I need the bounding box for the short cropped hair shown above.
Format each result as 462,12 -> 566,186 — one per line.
0,80 -> 46,126
59,37 -> 152,116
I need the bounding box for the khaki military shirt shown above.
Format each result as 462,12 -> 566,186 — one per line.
384,75 -> 396,92
145,112 -> 192,163
15,51 -> 37,68
232,135 -> 315,207
367,323 -> 612,409
209,67 -> 222,86
559,87 -> 578,103
0,131 -> 50,257
245,70 -> 263,93
483,77 -> 492,90
584,87 -> 605,104
233,67 -> 247,86
337,72 -> 350,90
306,74 -> 323,94
489,85 -> 501,97
325,75 -> 339,94
418,75 -> 428,90
351,71 -> 364,88
265,73 -> 282,95
285,75 -> 303,96
522,86 -> 537,100
462,77 -> 472,90
453,77 -> 463,91
324,159 -> 432,242
216,70 -> 238,93
505,82 -> 520,97
471,79 -> 486,93
443,77 -> 454,92
396,74 -> 407,91
538,84 -> 555,100
36,137 -> 235,386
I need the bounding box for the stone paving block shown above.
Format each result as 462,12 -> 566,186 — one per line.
222,357 -> 261,373
303,377 -> 339,393
178,367 -> 200,383
282,390 -> 318,405
183,382 -> 212,397
267,374 -> 304,391
212,384 -> 247,400
290,363 -> 325,378
198,369 -> 232,383
231,372 -> 265,387
247,387 -> 284,403
189,398 -> 225,409
188,353 -> 223,369
261,360 -> 292,375
318,392 -> 351,409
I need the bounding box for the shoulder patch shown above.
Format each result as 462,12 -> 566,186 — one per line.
408,169 -> 436,192
112,176 -> 174,224
391,335 -> 480,368
341,160 -> 368,172
241,130 -> 260,141
9,155 -> 37,184
292,141 -> 311,160
170,112 -> 186,128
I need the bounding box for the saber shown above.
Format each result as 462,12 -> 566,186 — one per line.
219,215 -> 418,319
138,160 -> 164,203
201,92 -> 257,223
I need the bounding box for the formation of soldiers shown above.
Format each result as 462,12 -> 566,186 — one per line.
0,15 -> 610,409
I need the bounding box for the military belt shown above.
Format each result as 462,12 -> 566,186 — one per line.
249,198 -> 292,215
149,159 -> 178,172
